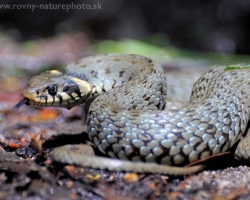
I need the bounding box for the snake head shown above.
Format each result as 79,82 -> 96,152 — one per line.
14,73 -> 91,110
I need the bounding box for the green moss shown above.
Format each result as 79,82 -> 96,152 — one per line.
93,38 -> 250,66
225,64 -> 250,70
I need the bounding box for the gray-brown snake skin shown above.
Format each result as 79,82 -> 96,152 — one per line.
16,54 -> 250,174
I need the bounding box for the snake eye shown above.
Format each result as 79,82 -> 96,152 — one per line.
48,84 -> 57,96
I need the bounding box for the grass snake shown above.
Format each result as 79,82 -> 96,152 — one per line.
15,54 -> 250,175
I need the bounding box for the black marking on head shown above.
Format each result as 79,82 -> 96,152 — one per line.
63,81 -> 82,100
56,94 -> 63,105
51,95 -> 55,106
75,88 -> 81,97
119,70 -> 125,77
91,70 -> 98,78
44,96 -> 48,106
69,94 -> 74,100
63,85 -> 70,92
148,59 -> 152,63
81,89 -> 91,102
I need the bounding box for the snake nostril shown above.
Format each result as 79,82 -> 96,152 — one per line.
36,90 -> 39,95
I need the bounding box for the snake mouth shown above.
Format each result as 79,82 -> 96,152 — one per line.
13,98 -> 30,111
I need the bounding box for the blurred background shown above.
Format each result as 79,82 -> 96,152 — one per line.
1,0 -> 250,53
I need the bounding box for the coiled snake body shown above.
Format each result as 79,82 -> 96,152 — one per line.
15,54 -> 250,175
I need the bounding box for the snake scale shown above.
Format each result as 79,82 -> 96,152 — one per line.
15,53 -> 250,175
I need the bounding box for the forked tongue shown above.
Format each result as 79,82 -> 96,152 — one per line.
13,98 -> 30,111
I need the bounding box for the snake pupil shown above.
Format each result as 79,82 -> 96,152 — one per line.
48,84 -> 57,96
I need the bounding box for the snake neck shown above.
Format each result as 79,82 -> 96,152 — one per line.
93,72 -> 167,109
